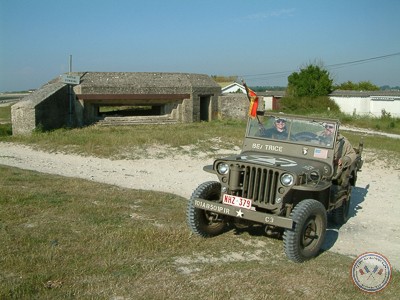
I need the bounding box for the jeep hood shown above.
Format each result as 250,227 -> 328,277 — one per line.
214,151 -> 333,178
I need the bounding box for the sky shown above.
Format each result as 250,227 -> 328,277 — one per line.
1,0 -> 400,92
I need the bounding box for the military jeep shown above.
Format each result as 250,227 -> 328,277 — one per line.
186,113 -> 363,262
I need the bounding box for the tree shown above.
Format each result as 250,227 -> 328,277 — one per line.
335,80 -> 358,90
335,80 -> 379,91
287,64 -> 333,97
357,81 -> 379,91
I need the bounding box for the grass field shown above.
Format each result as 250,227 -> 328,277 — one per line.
1,165 -> 398,299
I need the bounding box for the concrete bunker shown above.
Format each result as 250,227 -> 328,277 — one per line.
11,72 -> 221,134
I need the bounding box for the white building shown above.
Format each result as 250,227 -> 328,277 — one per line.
329,90 -> 400,117
263,90 -> 400,117
221,82 -> 246,94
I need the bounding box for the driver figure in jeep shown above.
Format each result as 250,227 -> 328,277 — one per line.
263,117 -> 289,140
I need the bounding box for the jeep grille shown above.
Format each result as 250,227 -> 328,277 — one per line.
228,164 -> 281,208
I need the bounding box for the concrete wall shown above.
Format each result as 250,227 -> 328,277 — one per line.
11,82 -> 70,135
218,94 -> 264,120
370,97 -> 400,117
329,96 -> 371,116
162,101 -> 181,119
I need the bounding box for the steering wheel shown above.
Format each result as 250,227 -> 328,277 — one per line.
293,132 -> 320,142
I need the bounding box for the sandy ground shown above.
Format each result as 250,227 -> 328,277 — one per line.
0,142 -> 399,270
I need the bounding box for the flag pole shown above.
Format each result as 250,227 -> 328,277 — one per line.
241,80 -> 251,103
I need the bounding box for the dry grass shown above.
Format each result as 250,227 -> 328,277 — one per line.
1,120 -> 245,160
1,165 -> 398,299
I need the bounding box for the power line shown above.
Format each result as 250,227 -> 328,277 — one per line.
240,51 -> 400,83
326,52 -> 400,69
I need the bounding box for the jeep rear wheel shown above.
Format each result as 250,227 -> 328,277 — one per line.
283,199 -> 327,263
186,181 -> 227,237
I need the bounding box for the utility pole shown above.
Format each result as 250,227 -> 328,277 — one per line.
68,55 -> 73,127
61,55 -> 80,127
69,54 -> 72,73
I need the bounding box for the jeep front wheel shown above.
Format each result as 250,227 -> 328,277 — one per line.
186,181 -> 227,237
283,199 -> 327,263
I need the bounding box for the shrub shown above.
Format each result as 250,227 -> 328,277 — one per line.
0,124 -> 12,137
278,96 -> 340,114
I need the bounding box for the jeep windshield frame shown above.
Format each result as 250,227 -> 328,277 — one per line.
246,114 -> 338,149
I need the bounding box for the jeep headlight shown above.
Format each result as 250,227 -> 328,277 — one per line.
280,173 -> 294,186
217,162 -> 229,175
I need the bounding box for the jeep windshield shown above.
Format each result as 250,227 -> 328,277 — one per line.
246,114 -> 337,149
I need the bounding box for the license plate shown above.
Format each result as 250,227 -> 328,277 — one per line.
222,194 -> 252,210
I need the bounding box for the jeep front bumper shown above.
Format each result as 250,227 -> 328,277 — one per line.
193,198 -> 294,229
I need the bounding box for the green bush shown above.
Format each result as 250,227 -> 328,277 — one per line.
0,124 -> 12,136
278,96 -> 340,114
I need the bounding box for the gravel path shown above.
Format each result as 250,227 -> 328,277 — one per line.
1,142 -> 399,270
